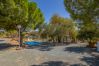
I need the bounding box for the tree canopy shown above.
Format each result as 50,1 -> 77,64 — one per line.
64,0 -> 99,46
0,0 -> 44,31
40,14 -> 77,43
28,2 -> 44,30
64,0 -> 99,23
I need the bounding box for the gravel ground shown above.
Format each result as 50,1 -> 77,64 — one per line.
0,39 -> 99,66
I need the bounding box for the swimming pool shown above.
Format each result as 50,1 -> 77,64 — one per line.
24,41 -> 43,46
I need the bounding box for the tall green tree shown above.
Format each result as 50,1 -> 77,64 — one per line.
50,15 -> 77,43
64,0 -> 99,47
0,0 -> 44,46
41,14 -> 77,43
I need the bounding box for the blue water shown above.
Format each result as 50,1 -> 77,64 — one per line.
24,41 -> 43,46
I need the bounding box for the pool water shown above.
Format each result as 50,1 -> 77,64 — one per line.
24,41 -> 42,46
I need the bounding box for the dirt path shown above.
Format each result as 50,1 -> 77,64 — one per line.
0,42 -> 99,66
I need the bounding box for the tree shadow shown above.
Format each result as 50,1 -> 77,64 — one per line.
64,46 -> 94,54
81,55 -> 99,66
0,40 -> 5,42
31,61 -> 86,66
26,42 -> 70,51
70,64 -> 86,66
48,42 -> 70,46
27,44 -> 54,51
37,45 -> 53,51
0,43 -> 18,51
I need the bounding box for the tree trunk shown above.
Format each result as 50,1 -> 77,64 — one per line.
20,31 -> 23,47
66,36 -> 68,43
17,30 -> 23,47
57,36 -> 61,43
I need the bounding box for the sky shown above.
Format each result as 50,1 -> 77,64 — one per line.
32,0 -> 70,22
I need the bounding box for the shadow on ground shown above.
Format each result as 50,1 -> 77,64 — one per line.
81,55 -> 99,66
0,40 -> 5,42
31,55 -> 99,66
37,45 -> 53,51
0,43 -> 17,50
64,46 -> 96,54
31,61 -> 86,66
26,42 -> 70,51
26,43 -> 54,51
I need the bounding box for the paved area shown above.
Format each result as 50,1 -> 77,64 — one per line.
0,39 -> 99,66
